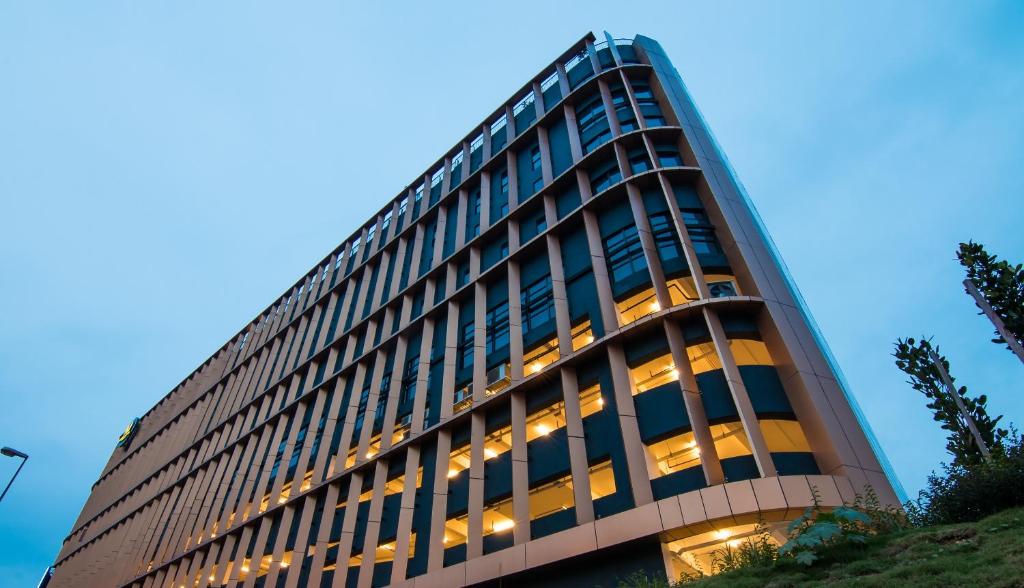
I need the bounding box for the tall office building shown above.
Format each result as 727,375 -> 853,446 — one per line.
50,32 -> 901,588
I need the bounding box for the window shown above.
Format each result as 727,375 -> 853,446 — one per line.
520,276 -> 554,336
588,460 -> 616,500
643,422 -> 754,480
682,210 -> 722,256
615,286 -> 659,325
526,398 -> 566,442
577,93 -> 611,154
631,78 -> 666,127
530,146 -> 542,170
604,225 -> 646,284
589,162 -> 622,194
513,91 -> 536,116
649,212 -> 681,261
629,150 -> 652,174
578,382 -> 604,418
656,145 -> 684,168
400,354 -> 418,405
486,301 -> 510,354
459,321 -> 474,370
398,196 -> 409,218
524,335 -> 559,375
630,353 -> 678,395
528,473 -> 574,522
685,338 -> 771,375
610,83 -> 638,132
570,319 -> 594,351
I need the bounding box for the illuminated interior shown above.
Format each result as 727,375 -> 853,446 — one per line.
523,336 -> 560,376
392,420 -> 410,444
664,522 -> 782,579
665,277 -> 700,305
300,469 -> 314,492
528,473 -> 575,520
453,383 -> 473,414
365,433 -> 383,460
362,532 -> 416,564
571,319 -> 595,351
485,362 -> 512,396
761,419 -> 811,452
345,446 -> 357,469
444,514 -> 469,548
526,400 -> 566,442
588,460 -> 617,500
687,338 -> 773,375
578,383 -> 604,418
630,353 -> 679,395
481,497 -> 516,535
643,422 -> 755,479
448,443 -> 471,479
616,287 -> 660,325
617,275 -> 741,327
484,424 -> 513,460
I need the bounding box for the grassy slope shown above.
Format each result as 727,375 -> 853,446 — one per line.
685,507 -> 1024,588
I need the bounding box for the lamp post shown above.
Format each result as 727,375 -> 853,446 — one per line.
1,446 -> 29,503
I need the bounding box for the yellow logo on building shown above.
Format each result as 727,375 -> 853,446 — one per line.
118,418 -> 140,448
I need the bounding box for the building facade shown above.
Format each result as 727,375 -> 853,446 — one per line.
50,32 -> 901,588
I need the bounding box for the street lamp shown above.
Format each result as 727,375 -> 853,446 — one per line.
1,446 -> 29,503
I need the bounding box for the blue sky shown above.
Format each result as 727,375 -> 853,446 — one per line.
1,1 -> 1022,585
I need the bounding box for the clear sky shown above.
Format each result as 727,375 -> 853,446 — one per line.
1,1 -> 1022,585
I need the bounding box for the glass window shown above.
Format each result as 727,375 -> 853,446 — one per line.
615,286 -> 659,325
459,322 -> 474,370
649,213 -> 681,262
578,382 -> 604,418
604,225 -> 646,284
486,301 -> 510,354
524,335 -> 559,376
570,319 -> 594,351
588,460 -> 616,500
520,276 -> 555,337
528,473 -> 575,521
629,353 -> 678,395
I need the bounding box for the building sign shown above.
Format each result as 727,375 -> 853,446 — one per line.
117,418 -> 140,448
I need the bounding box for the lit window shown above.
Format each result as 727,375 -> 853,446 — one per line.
666,277 -> 700,306
588,460 -> 616,500
615,287 -> 659,325
526,400 -> 566,442
528,473 -> 575,521
570,319 -> 594,351
523,335 -> 559,377
578,383 -> 604,418
444,514 -> 469,548
481,497 -> 515,536
645,431 -> 700,478
448,443 -> 471,479
761,419 -> 811,453
484,424 -> 512,459
686,339 -> 772,375
629,353 -> 679,395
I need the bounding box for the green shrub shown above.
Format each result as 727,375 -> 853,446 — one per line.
779,486 -> 908,566
709,521 -> 778,573
907,433 -> 1024,526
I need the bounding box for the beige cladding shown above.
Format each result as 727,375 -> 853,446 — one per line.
49,33 -> 898,588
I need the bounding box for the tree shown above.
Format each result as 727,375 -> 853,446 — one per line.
957,241 -> 1024,353
893,337 -> 1007,467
